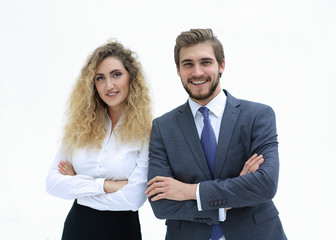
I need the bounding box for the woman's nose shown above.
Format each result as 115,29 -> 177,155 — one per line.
106,78 -> 115,89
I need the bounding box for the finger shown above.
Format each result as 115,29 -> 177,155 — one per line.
145,182 -> 157,194
65,161 -> 74,170
248,155 -> 263,168
145,181 -> 166,195
59,161 -> 70,172
58,167 -> 66,175
151,193 -> 167,202
63,161 -> 73,171
240,155 -> 263,176
59,163 -> 74,175
248,158 -> 264,173
245,153 -> 258,165
64,164 -> 76,175
146,187 -> 166,198
147,176 -> 168,186
61,165 -> 71,174
241,155 -> 258,174
245,155 -> 263,169
251,164 -> 259,172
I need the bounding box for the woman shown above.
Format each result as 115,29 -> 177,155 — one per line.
46,40 -> 152,240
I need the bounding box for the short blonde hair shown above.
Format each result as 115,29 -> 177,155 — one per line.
62,40 -> 152,154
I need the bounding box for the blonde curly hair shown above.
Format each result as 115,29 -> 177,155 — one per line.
62,40 -> 152,154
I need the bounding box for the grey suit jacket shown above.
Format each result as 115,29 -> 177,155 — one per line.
148,90 -> 286,240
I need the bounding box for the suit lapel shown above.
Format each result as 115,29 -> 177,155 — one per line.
177,102 -> 213,179
215,90 -> 241,178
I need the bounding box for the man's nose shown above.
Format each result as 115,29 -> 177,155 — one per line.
192,64 -> 204,77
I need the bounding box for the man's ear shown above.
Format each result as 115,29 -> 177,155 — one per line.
219,59 -> 225,74
176,65 -> 181,77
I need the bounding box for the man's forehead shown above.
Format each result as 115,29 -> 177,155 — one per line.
179,42 -> 216,62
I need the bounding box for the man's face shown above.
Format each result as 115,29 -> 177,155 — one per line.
177,42 -> 225,106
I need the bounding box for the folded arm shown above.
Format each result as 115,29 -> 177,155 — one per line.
147,105 -> 277,221
46,142 -> 149,211
58,160 -> 128,193
199,105 -> 279,210
77,142 -> 149,211
46,150 -> 106,200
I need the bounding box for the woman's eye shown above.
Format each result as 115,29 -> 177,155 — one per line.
113,72 -> 121,78
96,76 -> 104,81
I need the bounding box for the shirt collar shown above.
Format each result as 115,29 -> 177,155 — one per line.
188,90 -> 226,118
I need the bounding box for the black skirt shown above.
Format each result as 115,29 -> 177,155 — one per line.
62,200 -> 142,240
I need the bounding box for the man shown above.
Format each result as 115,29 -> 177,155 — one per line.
146,29 -> 286,240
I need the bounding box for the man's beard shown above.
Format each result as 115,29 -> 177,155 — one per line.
182,73 -> 220,101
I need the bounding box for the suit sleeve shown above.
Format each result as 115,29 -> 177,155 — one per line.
199,105 -> 279,210
148,119 -> 219,224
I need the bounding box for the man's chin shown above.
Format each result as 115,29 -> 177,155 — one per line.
189,92 -> 212,101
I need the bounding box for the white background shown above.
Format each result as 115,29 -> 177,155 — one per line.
1,0 -> 335,239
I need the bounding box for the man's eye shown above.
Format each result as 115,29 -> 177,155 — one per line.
183,63 -> 193,67
202,61 -> 212,65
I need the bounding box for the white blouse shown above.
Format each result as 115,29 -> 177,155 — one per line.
46,115 -> 149,211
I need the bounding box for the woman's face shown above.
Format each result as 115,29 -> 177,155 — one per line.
94,56 -> 131,113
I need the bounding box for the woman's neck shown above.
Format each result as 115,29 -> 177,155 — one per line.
107,106 -> 124,132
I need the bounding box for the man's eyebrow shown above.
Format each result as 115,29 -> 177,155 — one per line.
200,57 -> 215,62
181,59 -> 192,64
181,57 -> 215,63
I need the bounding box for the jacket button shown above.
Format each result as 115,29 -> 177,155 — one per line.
214,201 -> 218,206
222,200 -> 227,205
209,202 -> 214,207
218,200 -> 223,205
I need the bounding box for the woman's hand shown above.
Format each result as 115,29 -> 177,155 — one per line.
104,180 -> 128,193
58,160 -> 76,176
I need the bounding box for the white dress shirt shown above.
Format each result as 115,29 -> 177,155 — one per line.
189,90 -> 227,240
46,114 -> 149,211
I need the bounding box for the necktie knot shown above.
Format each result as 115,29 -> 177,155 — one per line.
199,107 -> 209,119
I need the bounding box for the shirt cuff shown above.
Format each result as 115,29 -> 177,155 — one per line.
197,183 -> 226,222
196,183 -> 202,211
95,178 -> 106,193
219,208 -> 226,221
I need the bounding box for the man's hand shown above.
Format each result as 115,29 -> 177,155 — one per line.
58,160 -> 76,176
239,153 -> 264,176
224,154 -> 263,210
146,176 -> 197,202
146,154 -> 263,202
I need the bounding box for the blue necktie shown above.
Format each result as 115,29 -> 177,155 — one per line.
199,107 -> 223,240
